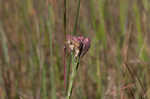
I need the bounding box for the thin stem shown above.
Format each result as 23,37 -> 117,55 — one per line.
64,47 -> 67,89
64,0 -> 67,91
0,22 -> 10,66
66,0 -> 81,97
72,0 -> 81,35
66,57 -> 80,99
47,5 -> 56,99
64,0 -> 67,37
65,55 -> 72,94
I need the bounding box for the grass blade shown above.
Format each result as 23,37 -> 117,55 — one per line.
47,5 -> 56,99
72,0 -> 81,35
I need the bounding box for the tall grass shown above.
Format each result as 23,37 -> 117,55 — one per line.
0,22 -> 10,99
0,0 -> 150,99
65,0 -> 81,98
47,4 -> 57,99
90,0 -> 106,98
0,22 -> 10,66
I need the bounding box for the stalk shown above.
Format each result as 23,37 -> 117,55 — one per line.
65,0 -> 81,95
64,0 -> 67,92
47,5 -> 56,99
0,22 -> 10,66
72,0 -> 81,35
66,56 -> 80,99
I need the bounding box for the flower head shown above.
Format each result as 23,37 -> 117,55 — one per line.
65,34 -> 91,58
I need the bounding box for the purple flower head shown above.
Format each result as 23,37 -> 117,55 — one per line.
80,37 -> 91,57
65,34 -> 91,58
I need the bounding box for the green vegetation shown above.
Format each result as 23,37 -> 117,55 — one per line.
0,0 -> 150,99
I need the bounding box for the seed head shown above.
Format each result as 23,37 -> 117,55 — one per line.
65,34 -> 91,58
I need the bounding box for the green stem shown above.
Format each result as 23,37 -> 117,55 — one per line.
66,0 -> 81,97
72,0 -> 81,35
65,55 -> 71,94
47,5 -> 56,99
66,57 -> 80,99
0,22 -> 10,66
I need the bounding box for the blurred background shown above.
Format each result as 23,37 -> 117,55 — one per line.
0,0 -> 150,99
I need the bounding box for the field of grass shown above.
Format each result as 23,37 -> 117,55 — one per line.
0,0 -> 150,99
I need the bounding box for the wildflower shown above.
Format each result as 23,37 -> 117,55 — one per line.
65,34 -> 91,58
